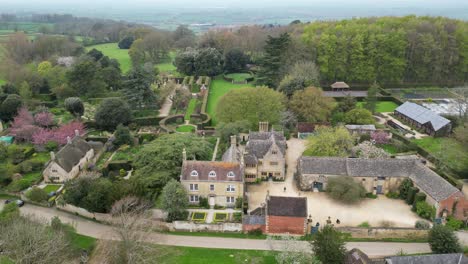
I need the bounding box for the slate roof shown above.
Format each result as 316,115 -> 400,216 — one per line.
181,160 -> 243,182
53,136 -> 92,172
345,125 -> 376,131
331,81 -> 350,89
244,131 -> 286,164
395,101 -> 451,131
345,248 -> 373,264
222,144 -> 242,163
267,196 -> 307,217
385,253 -> 468,264
243,215 -> 266,225
323,91 -> 368,97
298,157 -> 460,202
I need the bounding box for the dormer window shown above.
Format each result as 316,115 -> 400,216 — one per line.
209,171 -> 216,177
190,170 -> 198,177
227,171 -> 235,177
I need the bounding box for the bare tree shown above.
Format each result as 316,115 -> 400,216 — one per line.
267,235 -> 319,264
0,216 -> 71,264
98,196 -> 155,264
451,87 -> 468,120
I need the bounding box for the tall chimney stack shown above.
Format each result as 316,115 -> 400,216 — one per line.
50,151 -> 55,161
230,135 -> 236,147
182,148 -> 187,161
67,136 -> 72,144
74,129 -> 80,137
259,122 -> 269,132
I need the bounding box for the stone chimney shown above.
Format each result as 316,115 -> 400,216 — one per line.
67,136 -> 72,144
259,122 -> 269,132
182,148 -> 187,161
230,135 -> 236,147
50,151 -> 55,161
74,129 -> 80,137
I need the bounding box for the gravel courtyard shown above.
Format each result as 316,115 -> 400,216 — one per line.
246,138 -> 422,228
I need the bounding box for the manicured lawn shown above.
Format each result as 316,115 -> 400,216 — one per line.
413,137 -> 468,174
159,246 -> 276,264
356,101 -> 399,113
86,43 -> 131,73
176,125 -> 195,133
156,51 -> 177,73
225,72 -> 252,82
185,98 -> 198,120
0,78 -> 5,86
43,184 -> 61,193
112,145 -> 142,161
379,144 -> 399,155
206,77 -> 254,125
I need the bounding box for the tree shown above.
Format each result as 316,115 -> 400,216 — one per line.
428,225 -> 462,254
327,176 -> 366,204
311,225 -> 346,264
0,94 -> 22,121
142,31 -> 171,64
161,179 -> 189,221
399,178 -> 413,199
118,36 -> 135,49
280,110 -> 298,131
216,86 -> 286,129
270,235 -> 320,264
95,98 -> 132,131
194,48 -> 223,76
278,61 -> 320,97
215,120 -> 251,143
344,108 -> 375,125
34,111 -> 54,127
66,56 -> 106,96
174,49 -> 197,75
114,124 -> 133,146
304,126 -> 354,157
364,83 -> 379,113
335,95 -> 356,113
9,107 -> 39,142
123,67 -> 158,109
18,81 -> 32,100
132,134 -> 213,200
257,33 -> 291,88
129,38 -> 146,67
173,25 -> 196,49
64,97 -> 84,118
224,49 -> 250,73
37,61 -> 53,75
25,187 -> 48,202
289,87 -> 335,122
352,141 -> 390,159
87,48 -> 104,61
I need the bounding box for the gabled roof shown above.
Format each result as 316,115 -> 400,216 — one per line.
245,131 -> 286,163
395,102 -> 451,131
267,196 -> 307,217
331,81 -> 350,89
298,157 -> 461,202
53,136 -> 92,172
385,253 -> 468,264
222,143 -> 242,163
181,160 -> 242,182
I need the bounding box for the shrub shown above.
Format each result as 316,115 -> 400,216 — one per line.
25,187 -> 48,203
358,222 -> 371,228
18,161 -> 33,174
45,141 -> 58,151
406,187 -> 419,205
233,212 -> 242,223
247,228 -> 263,236
235,197 -> 243,209
415,220 -> 431,229
429,224 -> 462,254
399,178 -> 413,199
214,213 -> 228,223
446,216 -> 463,230
199,197 -> 209,209
326,176 -> 366,204
191,212 -> 207,222
167,211 -> 189,222
416,201 -> 436,220
113,124 -> 133,146
386,192 -> 399,199
365,193 -> 377,199
412,192 -> 427,211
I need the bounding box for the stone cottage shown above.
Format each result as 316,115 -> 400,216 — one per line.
297,156 -> 467,220
243,122 -> 287,182
43,131 -> 102,182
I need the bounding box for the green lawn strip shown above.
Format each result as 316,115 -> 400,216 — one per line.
176,125 -> 195,133
206,76 -> 254,125
43,184 -> 61,193
412,137 -> 468,173
68,232 -> 97,252
185,98 -> 197,120
225,73 -> 252,82
86,43 -> 131,73
159,245 -> 276,264
356,101 -> 398,113
156,52 -> 177,73
343,236 -> 428,243
378,144 -> 399,155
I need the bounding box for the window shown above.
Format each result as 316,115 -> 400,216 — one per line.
261,172 -> 267,176
190,170 -> 198,177
362,178 -> 366,181
246,174 -> 256,179
246,164 -> 256,168
226,197 -> 235,203
209,171 -> 216,177
227,171 -> 235,177
210,184 -> 215,191
272,150 -> 277,155
189,195 -> 199,202
189,184 -> 199,191
274,172 -> 281,176
52,169 -> 58,173
226,185 -> 235,192
258,161 -> 263,165
270,161 -> 278,166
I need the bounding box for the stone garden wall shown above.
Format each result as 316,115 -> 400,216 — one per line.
337,227 -> 428,239
173,221 -> 242,232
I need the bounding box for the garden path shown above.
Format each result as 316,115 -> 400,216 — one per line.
380,113 -> 427,139
158,84 -> 177,117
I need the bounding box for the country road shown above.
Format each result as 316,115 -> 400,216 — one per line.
3,202 -> 438,258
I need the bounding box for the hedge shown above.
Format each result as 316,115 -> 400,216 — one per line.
412,192 -> 427,211
85,136 -> 108,144
406,187 -> 419,205
133,116 -> 164,126
107,160 -> 132,171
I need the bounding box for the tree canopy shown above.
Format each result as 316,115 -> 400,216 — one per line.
304,126 -> 355,157
216,86 -> 286,129
256,33 -> 291,88
289,87 -> 335,123
95,98 -> 132,131
428,224 -> 462,254
311,225 -> 346,264
326,176 -> 367,204
344,108 -> 375,125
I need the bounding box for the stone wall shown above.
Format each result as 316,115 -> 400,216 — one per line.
337,227 -> 428,240
172,221 -> 242,232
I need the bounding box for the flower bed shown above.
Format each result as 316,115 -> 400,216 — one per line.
191,212 -> 207,223
213,212 -> 228,223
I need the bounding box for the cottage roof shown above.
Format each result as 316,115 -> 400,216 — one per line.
54,136 -> 92,172
344,248 -> 372,264
243,215 -> 266,225
181,160 -> 242,182
345,125 -> 376,131
244,131 -> 286,163
385,253 -> 468,264
222,144 -> 242,163
395,102 -> 451,131
331,81 -> 350,89
298,157 -> 460,202
267,196 -> 307,217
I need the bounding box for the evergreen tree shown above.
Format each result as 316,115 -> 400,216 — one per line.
257,33 -> 291,88
123,67 -> 158,109
364,83 -> 379,113
311,225 -> 346,264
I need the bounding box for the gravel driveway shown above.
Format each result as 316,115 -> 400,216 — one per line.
246,138 -> 422,228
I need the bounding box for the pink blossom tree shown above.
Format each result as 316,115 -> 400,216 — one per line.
32,128 -> 55,145
9,107 -> 39,142
371,130 -> 390,144
34,111 -> 55,127
51,121 -> 85,145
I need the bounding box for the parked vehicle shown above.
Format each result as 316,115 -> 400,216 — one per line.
4,199 -> 25,207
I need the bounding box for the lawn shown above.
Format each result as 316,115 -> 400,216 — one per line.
225,72 -> 253,82
413,137 -> 468,175
176,125 -> 195,133
185,98 -> 198,120
379,144 -> 399,155
156,51 -> 177,73
86,43 -> 131,73
159,246 -> 276,264
206,76 -> 254,125
43,184 -> 61,193
356,101 -> 399,113
111,145 -> 142,161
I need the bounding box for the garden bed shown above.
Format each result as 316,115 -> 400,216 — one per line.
213,212 -> 228,223
185,98 -> 198,120
111,145 -> 142,162
191,212 -> 207,223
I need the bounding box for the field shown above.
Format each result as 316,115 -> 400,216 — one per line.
86,43 -> 132,73
356,101 -> 399,113
157,51 -> 177,73
206,77 -> 254,125
225,72 -> 252,82
413,137 -> 468,176
176,125 -> 195,133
